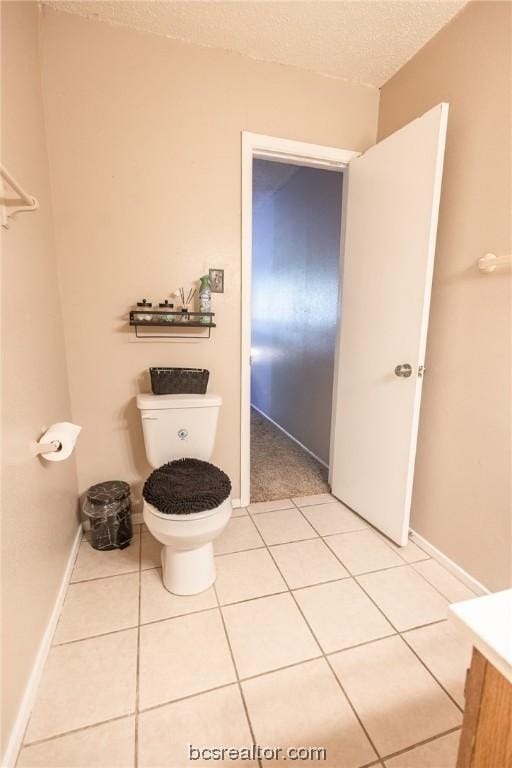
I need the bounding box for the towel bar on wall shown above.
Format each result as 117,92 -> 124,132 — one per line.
477,252 -> 512,273
1,164 -> 39,228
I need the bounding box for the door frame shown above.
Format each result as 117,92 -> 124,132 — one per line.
240,132 -> 359,507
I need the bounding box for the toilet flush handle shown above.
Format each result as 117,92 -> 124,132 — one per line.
141,415 -> 158,420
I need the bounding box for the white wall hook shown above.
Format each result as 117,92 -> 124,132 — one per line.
478,252 -> 512,273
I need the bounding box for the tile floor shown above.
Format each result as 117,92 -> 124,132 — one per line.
18,495 -> 477,768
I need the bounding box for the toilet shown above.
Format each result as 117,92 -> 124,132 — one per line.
136,393 -> 232,595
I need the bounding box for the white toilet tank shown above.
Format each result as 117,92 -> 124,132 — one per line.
136,393 -> 222,468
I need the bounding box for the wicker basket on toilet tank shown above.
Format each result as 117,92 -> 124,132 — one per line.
149,367 -> 209,395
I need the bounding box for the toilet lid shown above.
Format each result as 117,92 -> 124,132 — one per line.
142,458 -> 231,515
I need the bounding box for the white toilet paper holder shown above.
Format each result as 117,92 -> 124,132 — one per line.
32,440 -> 62,456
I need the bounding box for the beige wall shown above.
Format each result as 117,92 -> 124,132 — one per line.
1,2 -> 79,756
252,163 -> 343,465
40,7 -> 379,505
378,1 -> 512,591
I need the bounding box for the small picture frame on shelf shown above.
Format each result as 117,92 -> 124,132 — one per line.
209,268 -> 224,293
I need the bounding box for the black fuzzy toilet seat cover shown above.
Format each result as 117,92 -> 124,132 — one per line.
143,458 -> 232,515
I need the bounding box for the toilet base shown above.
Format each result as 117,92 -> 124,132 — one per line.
161,542 -> 216,595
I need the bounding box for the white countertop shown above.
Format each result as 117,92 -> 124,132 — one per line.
449,589 -> 512,684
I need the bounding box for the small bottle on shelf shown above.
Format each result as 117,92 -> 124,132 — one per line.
199,275 -> 212,325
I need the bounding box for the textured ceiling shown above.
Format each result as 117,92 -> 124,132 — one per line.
44,1 -> 466,87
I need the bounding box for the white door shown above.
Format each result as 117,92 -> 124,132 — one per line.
330,103 -> 448,545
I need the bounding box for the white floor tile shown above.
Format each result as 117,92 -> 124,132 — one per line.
139,609 -> 235,708
300,502 -> 368,536
71,539 -> 140,582
291,493 -> 335,507
18,717 -> 135,768
412,559 -> 476,602
384,731 -> 461,767
214,516 -> 263,555
248,499 -> 294,514
54,573 -> 139,644
357,565 -> 449,631
138,685 -> 254,767
270,538 -> 349,589
242,658 -> 376,768
222,593 -> 320,678
376,534 -> 430,563
329,635 -> 462,756
140,532 -> 161,570
26,630 -> 137,742
403,620 -> 473,706
325,530 -> 404,575
231,506 -> 249,517
252,508 -> 317,545
140,568 -> 217,623
294,579 -> 394,653
215,548 -> 287,605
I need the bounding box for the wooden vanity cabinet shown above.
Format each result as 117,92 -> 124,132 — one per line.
457,648 -> 512,768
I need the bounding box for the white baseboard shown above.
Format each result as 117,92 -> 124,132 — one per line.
409,529 -> 489,596
251,404 -> 329,469
1,525 -> 83,768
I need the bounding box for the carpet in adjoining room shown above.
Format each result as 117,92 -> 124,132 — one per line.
250,407 -> 330,503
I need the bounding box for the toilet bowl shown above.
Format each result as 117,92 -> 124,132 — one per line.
136,392 -> 232,596
143,498 -> 231,594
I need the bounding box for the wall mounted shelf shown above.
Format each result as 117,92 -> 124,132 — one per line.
129,310 -> 216,339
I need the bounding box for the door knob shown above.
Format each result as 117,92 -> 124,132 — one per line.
395,363 -> 412,378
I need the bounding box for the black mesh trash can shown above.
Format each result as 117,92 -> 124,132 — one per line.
82,481 -> 132,551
